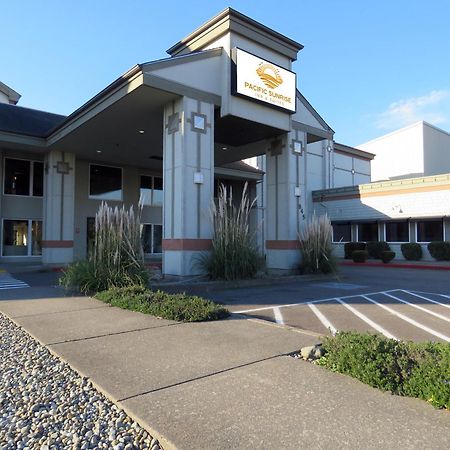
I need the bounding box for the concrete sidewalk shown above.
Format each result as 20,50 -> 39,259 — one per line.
1,296 -> 449,449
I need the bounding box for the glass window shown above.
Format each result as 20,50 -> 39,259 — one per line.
31,221 -> 42,256
142,224 -> 163,254
89,165 -> 122,201
4,159 -> 30,195
332,223 -> 351,242
417,220 -> 443,242
358,222 -> 378,242
33,162 -> 44,197
3,220 -> 28,256
386,221 -> 409,242
153,177 -> 163,206
139,176 -> 163,206
2,219 -> 43,256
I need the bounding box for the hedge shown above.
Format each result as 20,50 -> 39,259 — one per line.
366,241 -> 391,259
401,243 -> 422,261
344,242 -> 366,259
427,241 -> 450,261
381,251 -> 395,263
352,250 -> 368,263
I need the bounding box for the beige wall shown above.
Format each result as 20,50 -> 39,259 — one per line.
73,159 -> 162,260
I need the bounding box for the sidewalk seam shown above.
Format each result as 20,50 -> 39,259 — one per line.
11,304 -> 110,319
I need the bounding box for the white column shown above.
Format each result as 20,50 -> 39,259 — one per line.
162,96 -> 214,276
42,151 -> 75,265
265,130 -> 307,272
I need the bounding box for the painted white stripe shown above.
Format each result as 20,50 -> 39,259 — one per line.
233,289 -> 404,314
405,290 -> 450,309
407,290 -> 450,299
362,295 -> 450,342
307,302 -> 337,335
0,285 -> 29,290
336,298 -> 398,340
383,292 -> 450,323
273,307 -> 284,325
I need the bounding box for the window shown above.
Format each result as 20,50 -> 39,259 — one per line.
332,222 -> 351,242
386,221 -> 409,242
416,220 -> 443,242
2,219 -> 42,256
139,176 -> 163,206
142,224 -> 162,254
357,222 -> 378,242
4,158 -> 44,197
89,165 -> 122,201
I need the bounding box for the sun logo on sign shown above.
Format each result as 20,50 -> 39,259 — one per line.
256,63 -> 283,89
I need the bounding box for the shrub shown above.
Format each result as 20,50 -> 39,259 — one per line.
200,182 -> 262,280
401,243 -> 422,261
427,241 -> 450,261
366,241 -> 390,259
96,286 -> 229,322
381,251 -> 395,264
344,242 -> 366,259
60,202 -> 149,293
318,331 -> 450,409
352,250 -> 368,263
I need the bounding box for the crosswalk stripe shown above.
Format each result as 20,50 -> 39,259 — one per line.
336,298 -> 398,340
383,292 -> 450,323
307,302 -> 337,335
362,295 -> 450,342
404,290 -> 450,309
0,274 -> 29,290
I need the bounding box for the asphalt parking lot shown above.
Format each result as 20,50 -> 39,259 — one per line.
210,266 -> 450,343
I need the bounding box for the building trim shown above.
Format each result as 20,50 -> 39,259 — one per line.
167,7 -> 303,60
214,166 -> 263,180
0,81 -> 21,105
296,90 -> 334,132
41,240 -> 74,248
0,131 -> 47,149
162,238 -> 212,251
334,143 -> 375,161
142,73 -> 221,106
291,120 -> 333,140
266,240 -> 300,250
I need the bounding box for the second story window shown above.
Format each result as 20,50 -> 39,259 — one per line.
4,158 -> 44,197
89,164 -> 122,201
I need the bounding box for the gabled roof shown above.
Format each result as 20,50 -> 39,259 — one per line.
334,142 -> 375,160
0,103 -> 66,137
296,90 -> 333,132
0,81 -> 21,105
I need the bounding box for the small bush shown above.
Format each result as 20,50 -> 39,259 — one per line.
401,243 -> 422,260
344,242 -> 366,259
352,250 -> 368,263
96,286 -> 229,322
428,241 -> 450,261
319,332 -> 450,409
366,241 -> 390,259
299,214 -> 337,274
381,251 -> 395,264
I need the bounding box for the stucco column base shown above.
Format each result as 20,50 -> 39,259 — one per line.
265,239 -> 301,272
42,248 -> 74,265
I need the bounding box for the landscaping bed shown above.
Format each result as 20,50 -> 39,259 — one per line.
95,286 -> 229,322
297,331 -> 450,410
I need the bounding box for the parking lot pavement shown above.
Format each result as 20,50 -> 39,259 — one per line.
231,289 -> 450,342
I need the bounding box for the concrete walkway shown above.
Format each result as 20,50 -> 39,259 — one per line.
1,295 -> 449,449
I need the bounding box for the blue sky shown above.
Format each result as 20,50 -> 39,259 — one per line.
2,0 -> 450,145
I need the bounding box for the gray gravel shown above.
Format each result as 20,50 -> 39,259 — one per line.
0,313 -> 162,450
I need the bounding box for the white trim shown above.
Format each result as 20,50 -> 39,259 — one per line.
88,163 -> 123,202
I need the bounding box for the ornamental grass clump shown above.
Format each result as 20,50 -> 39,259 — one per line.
201,182 -> 262,280
60,202 -> 149,293
299,213 -> 336,274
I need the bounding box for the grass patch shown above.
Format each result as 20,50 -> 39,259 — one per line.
317,331 -> 450,409
95,286 -> 229,322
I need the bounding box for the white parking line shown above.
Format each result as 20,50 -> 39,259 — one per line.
336,298 -> 398,340
307,302 -> 337,335
362,295 -> 450,342
273,307 -> 284,325
383,292 -> 450,323
405,290 -> 450,309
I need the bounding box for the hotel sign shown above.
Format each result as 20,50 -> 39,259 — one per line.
231,48 -> 296,113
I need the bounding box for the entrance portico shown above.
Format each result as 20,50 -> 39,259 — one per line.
0,8 -> 335,276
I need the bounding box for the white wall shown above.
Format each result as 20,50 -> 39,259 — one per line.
360,122 -> 424,181
423,123 -> 450,176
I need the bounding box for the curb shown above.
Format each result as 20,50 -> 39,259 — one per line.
339,261 -> 450,271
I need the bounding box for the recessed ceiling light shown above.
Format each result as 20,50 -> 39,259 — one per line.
221,146 -> 228,151
138,130 -> 145,134
96,150 -> 102,153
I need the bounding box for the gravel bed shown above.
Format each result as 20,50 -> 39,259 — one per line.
0,313 -> 162,450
